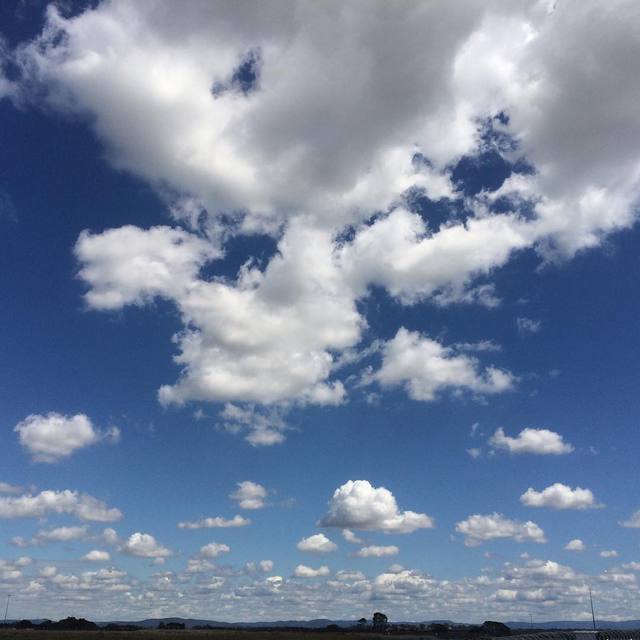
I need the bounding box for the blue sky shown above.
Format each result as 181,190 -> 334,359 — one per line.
1,0 -> 640,624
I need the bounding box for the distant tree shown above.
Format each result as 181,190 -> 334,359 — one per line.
373,612 -> 388,630
358,617 -> 368,628
481,621 -> 511,637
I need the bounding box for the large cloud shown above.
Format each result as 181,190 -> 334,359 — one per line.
14,413 -> 120,463
520,483 -> 602,510
7,0 -> 640,430
319,480 -> 434,534
0,489 -> 122,522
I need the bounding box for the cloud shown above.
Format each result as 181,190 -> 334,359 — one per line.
516,317 -> 542,334
455,513 -> 546,546
565,539 -> 586,552
341,529 -> 363,545
0,482 -> 23,494
467,448 -> 482,459
293,564 -> 330,578
297,533 -> 337,554
35,526 -> 89,544
229,481 -> 267,509
319,480 -> 434,534
600,550 -> 618,558
520,483 -> 603,510
619,510 -> 640,528
177,515 -> 251,529
121,533 -> 172,558
14,412 -> 120,463
83,550 -> 111,562
199,542 -> 231,558
0,489 -> 122,522
490,427 -> 574,455
372,328 -> 514,402
355,545 -> 399,558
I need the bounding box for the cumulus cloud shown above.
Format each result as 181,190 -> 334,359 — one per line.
7,0 -> 639,426
341,529 -> 363,545
373,328 -> 514,402
319,480 -> 434,534
619,510 -> 640,528
600,550 -> 618,558
199,542 -> 231,558
355,545 -> 399,558
455,513 -> 546,547
83,550 -> 111,562
490,427 -> 574,455
0,489 -> 122,522
229,481 -> 267,509
293,564 -> 330,578
297,533 -> 337,554
35,526 -> 89,544
218,405 -> 290,447
14,413 -> 120,463
516,317 -> 542,334
0,482 -> 23,494
121,533 -> 172,558
177,515 -> 250,529
520,483 -> 603,510
565,539 -> 586,552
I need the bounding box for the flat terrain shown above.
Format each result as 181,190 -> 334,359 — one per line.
0,632 -> 412,640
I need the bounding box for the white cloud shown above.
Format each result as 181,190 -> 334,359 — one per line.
355,545 -> 399,558
14,413 -> 120,463
520,483 -> 602,510
8,0 -> 639,425
619,510 -> 640,528
83,550 -> 111,562
341,529 -> 363,545
516,317 -> 542,334
121,533 -> 172,558
0,489 -> 122,522
319,480 -> 434,534
229,481 -> 267,509
373,328 -> 513,402
0,482 -> 23,494
455,513 -> 546,547
490,427 -> 574,455
467,448 -> 482,459
177,515 -> 251,529
39,565 -> 57,578
35,525 -> 89,543
600,550 -> 618,558
199,542 -> 231,558
297,533 -> 337,554
219,405 -> 290,447
565,539 -> 586,552
293,564 -> 330,578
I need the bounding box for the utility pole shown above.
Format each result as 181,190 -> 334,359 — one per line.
589,587 -> 597,631
3,594 -> 11,624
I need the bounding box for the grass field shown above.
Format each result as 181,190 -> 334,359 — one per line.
0,631 -> 413,640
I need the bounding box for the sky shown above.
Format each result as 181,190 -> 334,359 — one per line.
1,0 -> 640,625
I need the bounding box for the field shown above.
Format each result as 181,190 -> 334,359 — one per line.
0,631 -> 413,640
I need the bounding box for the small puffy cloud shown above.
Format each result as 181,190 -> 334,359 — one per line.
39,565 -> 57,578
0,489 -> 122,522
199,542 -> 231,558
565,539 -> 586,552
342,529 -> 363,544
335,570 -> 366,581
619,510 -> 640,528
293,564 -> 330,578
373,328 -> 514,402
14,412 -> 120,463
355,545 -> 399,558
0,482 -> 23,494
516,317 -> 541,334
490,427 -> 574,455
230,481 -> 267,509
297,533 -> 337,553
520,483 -> 602,510
319,480 -> 434,534
244,559 -> 275,575
455,513 -> 546,547
219,405 -> 289,447
83,550 -> 111,562
467,448 -> 482,459
600,549 -> 618,558
121,533 -> 172,558
35,525 -> 89,543
177,515 -> 251,529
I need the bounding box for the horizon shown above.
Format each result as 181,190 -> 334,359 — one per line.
2,0 -> 640,624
